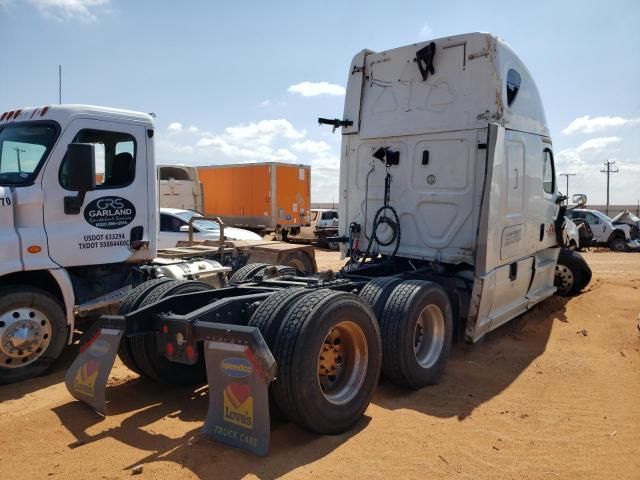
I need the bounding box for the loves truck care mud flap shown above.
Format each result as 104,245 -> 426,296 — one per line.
64,327 -> 123,416
203,341 -> 274,456
64,318 -> 276,456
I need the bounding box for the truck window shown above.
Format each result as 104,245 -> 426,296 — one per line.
0,123 -> 58,186
321,211 -> 338,220
60,129 -> 136,190
160,213 -> 186,232
506,69 -> 521,106
543,148 -> 555,194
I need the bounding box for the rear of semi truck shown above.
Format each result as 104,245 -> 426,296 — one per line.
196,162 -> 311,237
63,32 -> 591,456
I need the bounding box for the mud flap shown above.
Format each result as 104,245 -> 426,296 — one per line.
202,340 -> 275,456
64,327 -> 123,416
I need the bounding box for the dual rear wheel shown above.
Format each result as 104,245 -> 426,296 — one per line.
116,272 -> 453,435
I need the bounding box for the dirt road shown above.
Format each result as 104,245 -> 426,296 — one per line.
1,251 -> 639,479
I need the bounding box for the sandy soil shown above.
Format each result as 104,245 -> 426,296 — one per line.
1,251 -> 639,479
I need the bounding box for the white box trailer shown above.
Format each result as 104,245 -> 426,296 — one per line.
158,165 -> 204,213
41,33 -> 591,455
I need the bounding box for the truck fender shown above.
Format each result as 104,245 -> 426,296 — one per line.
48,268 -> 76,344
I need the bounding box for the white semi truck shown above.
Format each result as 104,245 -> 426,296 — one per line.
9,33 -> 590,454
0,106 -> 316,384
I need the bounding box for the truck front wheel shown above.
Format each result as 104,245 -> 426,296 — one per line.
555,249 -> 592,296
0,286 -> 68,384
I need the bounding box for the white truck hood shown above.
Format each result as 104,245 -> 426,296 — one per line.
200,227 -> 262,241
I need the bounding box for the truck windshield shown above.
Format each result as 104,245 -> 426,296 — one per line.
0,123 -> 58,186
174,210 -> 221,231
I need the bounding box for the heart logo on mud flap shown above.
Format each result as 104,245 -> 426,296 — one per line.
226,383 -> 251,408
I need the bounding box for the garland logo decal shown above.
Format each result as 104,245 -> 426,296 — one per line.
84,196 -> 136,230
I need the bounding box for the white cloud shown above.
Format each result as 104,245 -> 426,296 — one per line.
167,122 -> 182,135
562,115 -> 640,135
29,0 -> 109,22
292,139 -> 331,154
419,23 -> 433,39
288,81 -> 346,97
224,119 -> 305,144
259,100 -> 271,107
576,137 -> 621,153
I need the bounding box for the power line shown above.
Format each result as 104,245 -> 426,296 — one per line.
600,160 -> 619,216
558,173 -> 576,198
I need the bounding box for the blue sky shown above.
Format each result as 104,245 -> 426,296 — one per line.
1,0 -> 639,205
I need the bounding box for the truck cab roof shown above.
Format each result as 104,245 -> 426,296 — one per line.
345,32 -> 549,139
0,104 -> 155,128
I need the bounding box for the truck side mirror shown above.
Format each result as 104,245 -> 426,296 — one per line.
572,193 -> 587,207
64,143 -> 96,214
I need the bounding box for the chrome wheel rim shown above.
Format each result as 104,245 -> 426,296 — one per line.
414,304 -> 445,369
555,264 -> 574,293
317,321 -> 368,405
0,307 -> 52,368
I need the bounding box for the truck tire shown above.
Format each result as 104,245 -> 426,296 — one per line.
247,287 -> 314,419
0,286 -> 68,384
253,264 -> 297,280
271,289 -> 382,434
359,276 -> 403,321
229,263 -> 271,284
555,249 -> 592,296
248,288 -> 311,345
117,278 -> 174,375
279,251 -> 314,275
379,280 -> 453,389
609,235 -> 627,252
129,280 -> 214,385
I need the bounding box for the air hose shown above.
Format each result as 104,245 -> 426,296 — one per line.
359,196 -> 401,267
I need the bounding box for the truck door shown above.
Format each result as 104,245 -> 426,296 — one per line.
467,125 -> 537,340
42,119 -> 150,267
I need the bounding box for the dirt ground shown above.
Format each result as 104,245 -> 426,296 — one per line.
1,251 -> 639,479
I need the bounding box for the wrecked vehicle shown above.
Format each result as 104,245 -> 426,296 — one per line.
565,208 -> 640,251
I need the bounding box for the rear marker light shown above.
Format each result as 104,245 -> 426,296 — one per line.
41,106 -> 49,117
27,245 -> 42,254
166,342 -> 175,357
13,109 -> 22,119
0,112 -> 7,121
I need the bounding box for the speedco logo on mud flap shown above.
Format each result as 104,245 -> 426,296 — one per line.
219,357 -> 253,378
88,339 -> 110,357
73,359 -> 100,398
223,382 -> 253,429
83,196 -> 136,230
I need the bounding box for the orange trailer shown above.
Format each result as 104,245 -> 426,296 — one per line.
196,162 -> 311,237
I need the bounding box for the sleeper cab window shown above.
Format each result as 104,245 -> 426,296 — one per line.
506,69 -> 521,107
543,148 -> 555,194
60,129 -> 136,190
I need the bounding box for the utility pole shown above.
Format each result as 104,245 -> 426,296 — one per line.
600,160 -> 619,216
13,147 -> 26,172
58,65 -> 62,104
559,173 -> 576,199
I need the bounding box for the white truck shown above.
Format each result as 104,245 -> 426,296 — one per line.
56,33 -> 590,455
0,106 -> 316,384
287,208 -> 339,248
565,208 -> 640,251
